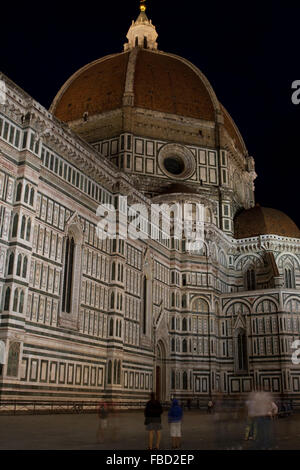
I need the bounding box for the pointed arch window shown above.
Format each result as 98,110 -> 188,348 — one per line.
111,262 -> 116,280
107,360 -> 112,384
12,214 -> 19,237
16,183 -> 22,202
143,275 -> 147,335
20,216 -> 26,239
24,184 -> 29,203
113,360 -> 117,384
117,360 -> 121,384
30,188 -> 35,206
13,289 -> 19,312
16,254 -> 22,276
235,328 -> 248,373
182,294 -> 187,308
171,370 -> 175,389
109,318 -> 114,336
4,287 -> 11,310
7,252 -> 14,275
182,338 -> 187,352
22,256 -> 28,278
110,292 -> 115,309
284,268 -> 295,288
246,269 -> 256,290
19,290 -> 24,313
171,338 -> 175,352
182,318 -> 187,332
26,218 -> 31,241
62,236 -> 75,313
183,371 -> 188,390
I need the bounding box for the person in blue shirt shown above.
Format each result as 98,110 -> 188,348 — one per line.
168,398 -> 183,449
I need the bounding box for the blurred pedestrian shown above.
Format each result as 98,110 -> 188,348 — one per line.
251,391 -> 276,449
207,399 -> 214,414
97,402 -> 109,443
168,399 -> 183,449
144,392 -> 163,450
245,392 -> 257,441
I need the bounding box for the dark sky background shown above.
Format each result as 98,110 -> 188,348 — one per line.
1,1 -> 299,227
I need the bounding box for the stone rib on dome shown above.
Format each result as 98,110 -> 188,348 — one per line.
234,206 -> 300,239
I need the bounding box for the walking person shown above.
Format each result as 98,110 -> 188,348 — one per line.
97,402 -> 109,443
144,392 -> 163,450
207,399 -> 214,414
244,392 -> 257,441
251,391 -> 276,449
168,399 -> 183,449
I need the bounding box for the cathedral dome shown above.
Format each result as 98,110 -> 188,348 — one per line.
234,205 -> 300,239
51,49 -> 215,123
49,9 -> 246,155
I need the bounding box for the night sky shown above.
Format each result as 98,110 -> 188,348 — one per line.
1,1 -> 299,227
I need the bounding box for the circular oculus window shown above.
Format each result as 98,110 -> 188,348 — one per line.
163,156 -> 185,175
158,144 -> 196,180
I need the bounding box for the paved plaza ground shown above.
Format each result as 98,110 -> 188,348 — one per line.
0,409 -> 300,450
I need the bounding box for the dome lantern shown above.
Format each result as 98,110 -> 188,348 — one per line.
124,0 -> 158,51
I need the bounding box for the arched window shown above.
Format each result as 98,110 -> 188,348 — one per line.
7,252 -> 14,275
62,236 -> 75,313
171,317 -> 175,330
22,256 -> 28,278
107,360 -> 112,384
246,269 -> 256,290
171,292 -> 175,307
20,216 -> 26,239
182,339 -> 187,352
135,36 -> 138,47
16,254 -> 22,276
19,290 -> 24,313
171,338 -> 175,352
113,360 -> 117,384
109,318 -> 114,336
26,218 -> 31,241
111,262 -> 115,280
143,36 -> 148,48
182,274 -> 187,286
12,214 -> 19,237
284,268 -> 295,288
16,183 -> 22,201
119,322 -> 122,338
4,287 -> 11,310
13,289 -> 19,312
183,371 -> 188,390
182,294 -> 187,308
235,328 -> 248,373
110,292 -> 115,309
171,370 -> 175,389
30,188 -> 34,206
117,360 -> 121,384
182,318 -> 187,332
24,184 -> 29,203
143,276 -> 147,335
